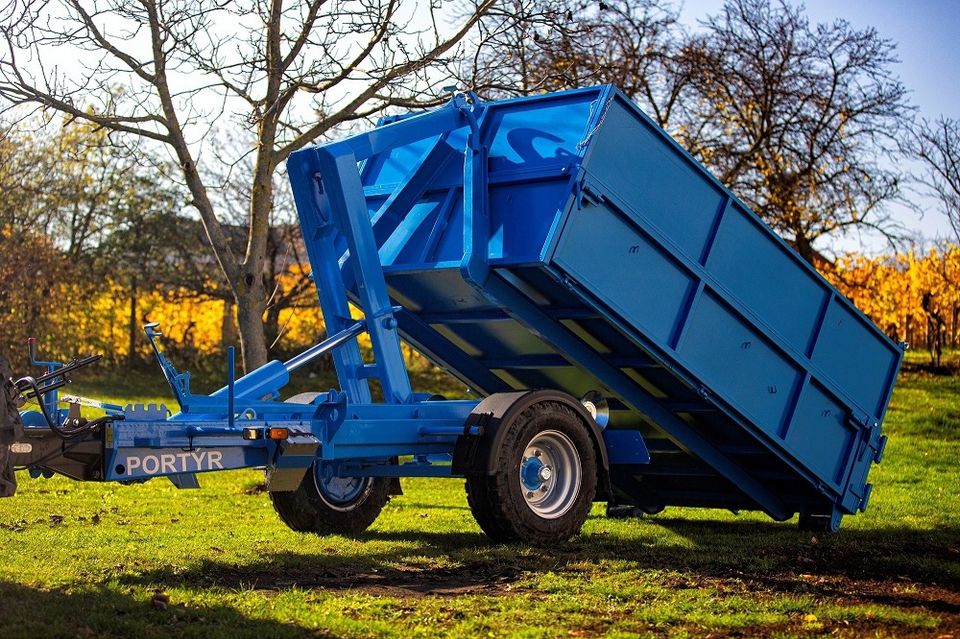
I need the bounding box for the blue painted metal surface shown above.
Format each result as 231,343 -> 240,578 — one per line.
14,85 -> 901,530
291,84 -> 902,523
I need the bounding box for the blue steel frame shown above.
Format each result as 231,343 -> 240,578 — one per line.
307,84 -> 896,525
13,84 -> 896,536
17,92 -> 525,489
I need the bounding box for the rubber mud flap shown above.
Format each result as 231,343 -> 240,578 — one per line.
0,354 -> 24,498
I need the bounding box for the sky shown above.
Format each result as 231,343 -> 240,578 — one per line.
7,0 -> 956,252
680,0 -> 960,249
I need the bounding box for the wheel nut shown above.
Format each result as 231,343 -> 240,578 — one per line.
538,466 -> 553,481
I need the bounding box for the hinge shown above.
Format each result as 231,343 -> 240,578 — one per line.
575,180 -> 605,209
873,434 -> 888,463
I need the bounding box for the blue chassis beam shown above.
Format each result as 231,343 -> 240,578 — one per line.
19,395 -> 479,484
96,398 -> 480,483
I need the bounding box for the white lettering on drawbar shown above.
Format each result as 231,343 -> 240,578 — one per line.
124,449 -> 228,476
142,456 -> 160,474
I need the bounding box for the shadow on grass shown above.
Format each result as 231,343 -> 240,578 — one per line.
392,501 -> 472,512
369,517 -> 960,587
116,518 -> 960,606
0,581 -> 311,639
629,517 -> 960,609
116,533 -> 518,597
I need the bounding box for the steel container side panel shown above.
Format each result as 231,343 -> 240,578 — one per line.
675,292 -> 859,493
676,291 -> 805,436
551,199 -> 695,346
548,92 -> 903,506
786,380 -> 858,486
705,201 -> 831,355
552,201 -> 857,489
705,202 -> 901,421
575,100 -> 727,260
577,95 -> 900,423
812,298 -> 901,420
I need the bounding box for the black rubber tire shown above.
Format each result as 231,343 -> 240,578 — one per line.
270,468 -> 391,536
465,400 -> 598,545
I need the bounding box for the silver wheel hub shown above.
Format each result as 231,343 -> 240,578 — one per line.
313,466 -> 373,512
519,429 -> 582,519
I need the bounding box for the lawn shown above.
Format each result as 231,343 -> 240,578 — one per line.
0,354 -> 958,638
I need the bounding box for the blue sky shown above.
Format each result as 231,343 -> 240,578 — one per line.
680,0 -> 960,246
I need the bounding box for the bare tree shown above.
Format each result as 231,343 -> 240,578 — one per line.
0,117 -> 62,230
912,117 -> 960,241
463,0 -> 687,127
681,0 -> 912,262
459,0 -> 569,96
0,115 -> 165,268
0,227 -> 71,369
463,0 -> 913,263
0,0 -> 495,371
39,121 -> 143,265
198,133 -> 317,352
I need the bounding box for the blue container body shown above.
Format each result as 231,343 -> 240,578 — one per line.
331,85 -> 900,520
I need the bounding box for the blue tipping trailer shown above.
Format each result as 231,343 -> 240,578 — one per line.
1,85 -> 902,541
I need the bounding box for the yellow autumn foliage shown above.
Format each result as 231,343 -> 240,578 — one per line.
45,271 -> 424,372
824,244 -> 960,362
50,280 -> 230,362
12,236 -> 959,370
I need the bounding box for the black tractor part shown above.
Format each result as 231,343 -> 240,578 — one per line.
1,354 -> 24,498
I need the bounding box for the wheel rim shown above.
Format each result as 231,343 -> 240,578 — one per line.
313,466 -> 373,512
518,429 -> 582,519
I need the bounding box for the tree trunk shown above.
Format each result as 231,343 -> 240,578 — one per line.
234,287 -> 269,373
950,304 -> 960,348
792,233 -> 815,265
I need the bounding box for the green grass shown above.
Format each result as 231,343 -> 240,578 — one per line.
1,354 -> 958,638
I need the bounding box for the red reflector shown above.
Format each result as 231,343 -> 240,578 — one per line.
267,427 -> 289,440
